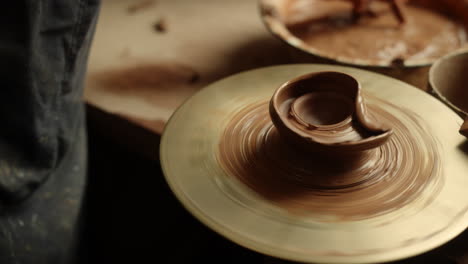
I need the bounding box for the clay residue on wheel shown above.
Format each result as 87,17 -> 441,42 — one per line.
217,98 -> 443,221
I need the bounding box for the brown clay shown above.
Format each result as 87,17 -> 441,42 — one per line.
90,63 -> 200,111
154,19 -> 167,33
269,72 -> 392,153
217,71 -> 442,221
218,100 -> 442,221
269,0 -> 468,65
350,0 -> 408,24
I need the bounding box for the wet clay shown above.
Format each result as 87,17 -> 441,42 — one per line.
270,72 -> 392,152
284,0 -> 467,64
350,0 -> 408,24
217,98 -> 442,221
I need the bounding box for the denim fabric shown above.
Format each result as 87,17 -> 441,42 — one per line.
0,1 -> 99,263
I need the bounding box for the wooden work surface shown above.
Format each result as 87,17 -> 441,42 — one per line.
85,0 -> 292,135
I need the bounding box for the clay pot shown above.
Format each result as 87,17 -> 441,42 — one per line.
259,0 -> 468,89
269,71 -> 393,152
429,50 -> 468,137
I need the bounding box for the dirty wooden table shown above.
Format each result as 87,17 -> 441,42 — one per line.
85,0 -> 292,158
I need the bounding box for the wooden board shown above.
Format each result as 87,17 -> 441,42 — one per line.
85,0 -> 292,134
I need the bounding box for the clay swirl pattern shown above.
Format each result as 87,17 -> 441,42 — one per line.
217,98 -> 442,221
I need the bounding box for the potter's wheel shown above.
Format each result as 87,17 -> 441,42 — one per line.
160,64 -> 468,263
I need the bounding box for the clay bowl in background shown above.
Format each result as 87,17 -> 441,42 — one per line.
259,0 -> 468,89
429,50 -> 468,137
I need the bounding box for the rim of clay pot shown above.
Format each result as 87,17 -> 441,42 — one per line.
270,71 -> 392,151
429,49 -> 468,117
258,0 -> 463,68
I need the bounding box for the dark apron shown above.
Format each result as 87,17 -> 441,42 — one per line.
0,1 -> 100,263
